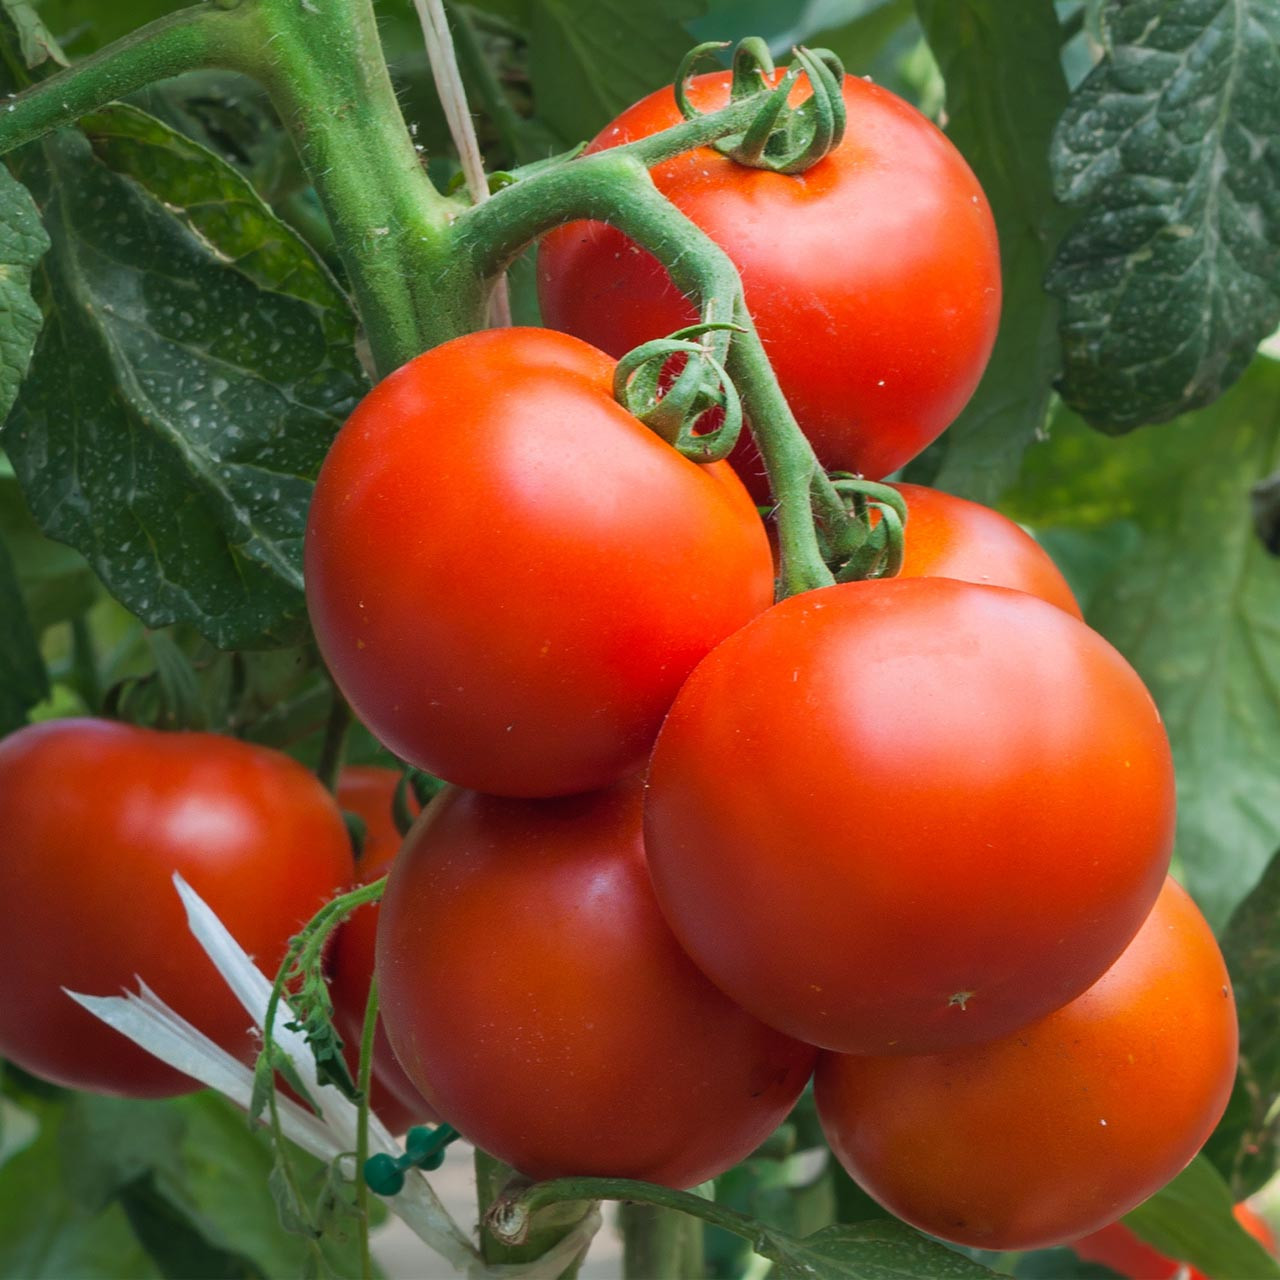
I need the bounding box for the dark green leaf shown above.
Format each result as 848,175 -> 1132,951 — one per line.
173,1093 -> 365,1280
810,0 -> 917,76
5,108 -> 365,649
25,0 -> 182,56
528,0 -> 709,144
1205,846 -> 1280,1197
57,1094 -> 187,1212
0,453 -> 99,631
0,530 -> 48,731
1250,467 -> 1280,554
119,1173 -> 264,1280
1031,521 -> 1142,616
767,1218 -> 1002,1279
1124,1157 -> 1280,1279
0,1093 -> 160,1279
1047,0 -> 1280,431
1008,355 -> 1280,928
0,164 -> 50,423
916,0 -> 1075,503
1,0 -> 67,69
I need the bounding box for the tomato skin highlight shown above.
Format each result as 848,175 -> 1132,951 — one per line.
644,577 -> 1175,1055
305,328 -> 774,799
375,778 -> 817,1188
0,719 -> 355,1097
327,767 -> 437,1133
890,483 -> 1081,617
539,73 -> 1001,490
814,878 -> 1238,1252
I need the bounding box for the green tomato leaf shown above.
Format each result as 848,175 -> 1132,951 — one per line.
1124,1157 -> 1280,1280
0,529 -> 49,734
916,0 -> 1075,504
1009,354 -> 1280,928
528,0 -> 709,144
0,1093 -> 160,1280
0,164 -> 51,424
809,0 -> 917,78
0,456 -> 99,631
1046,0 -> 1280,432
766,1218 -> 1001,1279
4,108 -> 365,650
0,0 -> 68,69
1205,845 -> 1280,1197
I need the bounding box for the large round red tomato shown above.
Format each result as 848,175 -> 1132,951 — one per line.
326,767 -> 437,1134
814,878 -> 1238,1251
889,483 -> 1081,617
0,719 -> 355,1097
305,328 -> 774,799
539,73 -> 1001,492
375,777 -> 816,1188
644,577 -> 1175,1055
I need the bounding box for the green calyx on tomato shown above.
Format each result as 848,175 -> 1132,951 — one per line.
674,38 -> 847,175
538,70 -> 1001,498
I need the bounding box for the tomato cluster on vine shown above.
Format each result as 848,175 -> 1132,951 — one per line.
0,57 -> 1240,1260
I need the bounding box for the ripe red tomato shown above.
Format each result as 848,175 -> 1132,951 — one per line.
1072,1204 -> 1276,1279
538,72 -> 1001,492
814,878 -> 1238,1251
0,719 -> 354,1097
375,778 -> 816,1188
644,577 -> 1175,1055
889,483 -> 1081,617
326,767 -> 437,1133
305,327 -> 774,799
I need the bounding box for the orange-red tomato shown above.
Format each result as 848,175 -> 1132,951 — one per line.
644,577 -> 1174,1055
327,767 -> 437,1133
539,73 -> 1001,493
1071,1204 -> 1275,1279
815,878 -> 1238,1251
0,719 -> 354,1097
890,483 -> 1081,617
305,328 -> 774,798
375,778 -> 816,1188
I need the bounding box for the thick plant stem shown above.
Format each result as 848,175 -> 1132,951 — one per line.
491,1176 -> 767,1253
229,0 -> 474,371
620,1201 -> 704,1279
0,0 -> 475,374
0,5 -> 252,149
456,151 -> 836,598
475,1150 -> 596,1277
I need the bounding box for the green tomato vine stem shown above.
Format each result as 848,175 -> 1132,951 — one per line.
355,974 -> 381,1280
489,1175 -> 767,1254
0,0 -> 471,375
457,151 -> 838,598
0,1 -> 871,592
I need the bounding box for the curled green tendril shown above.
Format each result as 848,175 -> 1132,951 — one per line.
613,324 -> 746,464
674,41 -> 734,119
673,39 -> 846,174
829,477 -> 908,582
